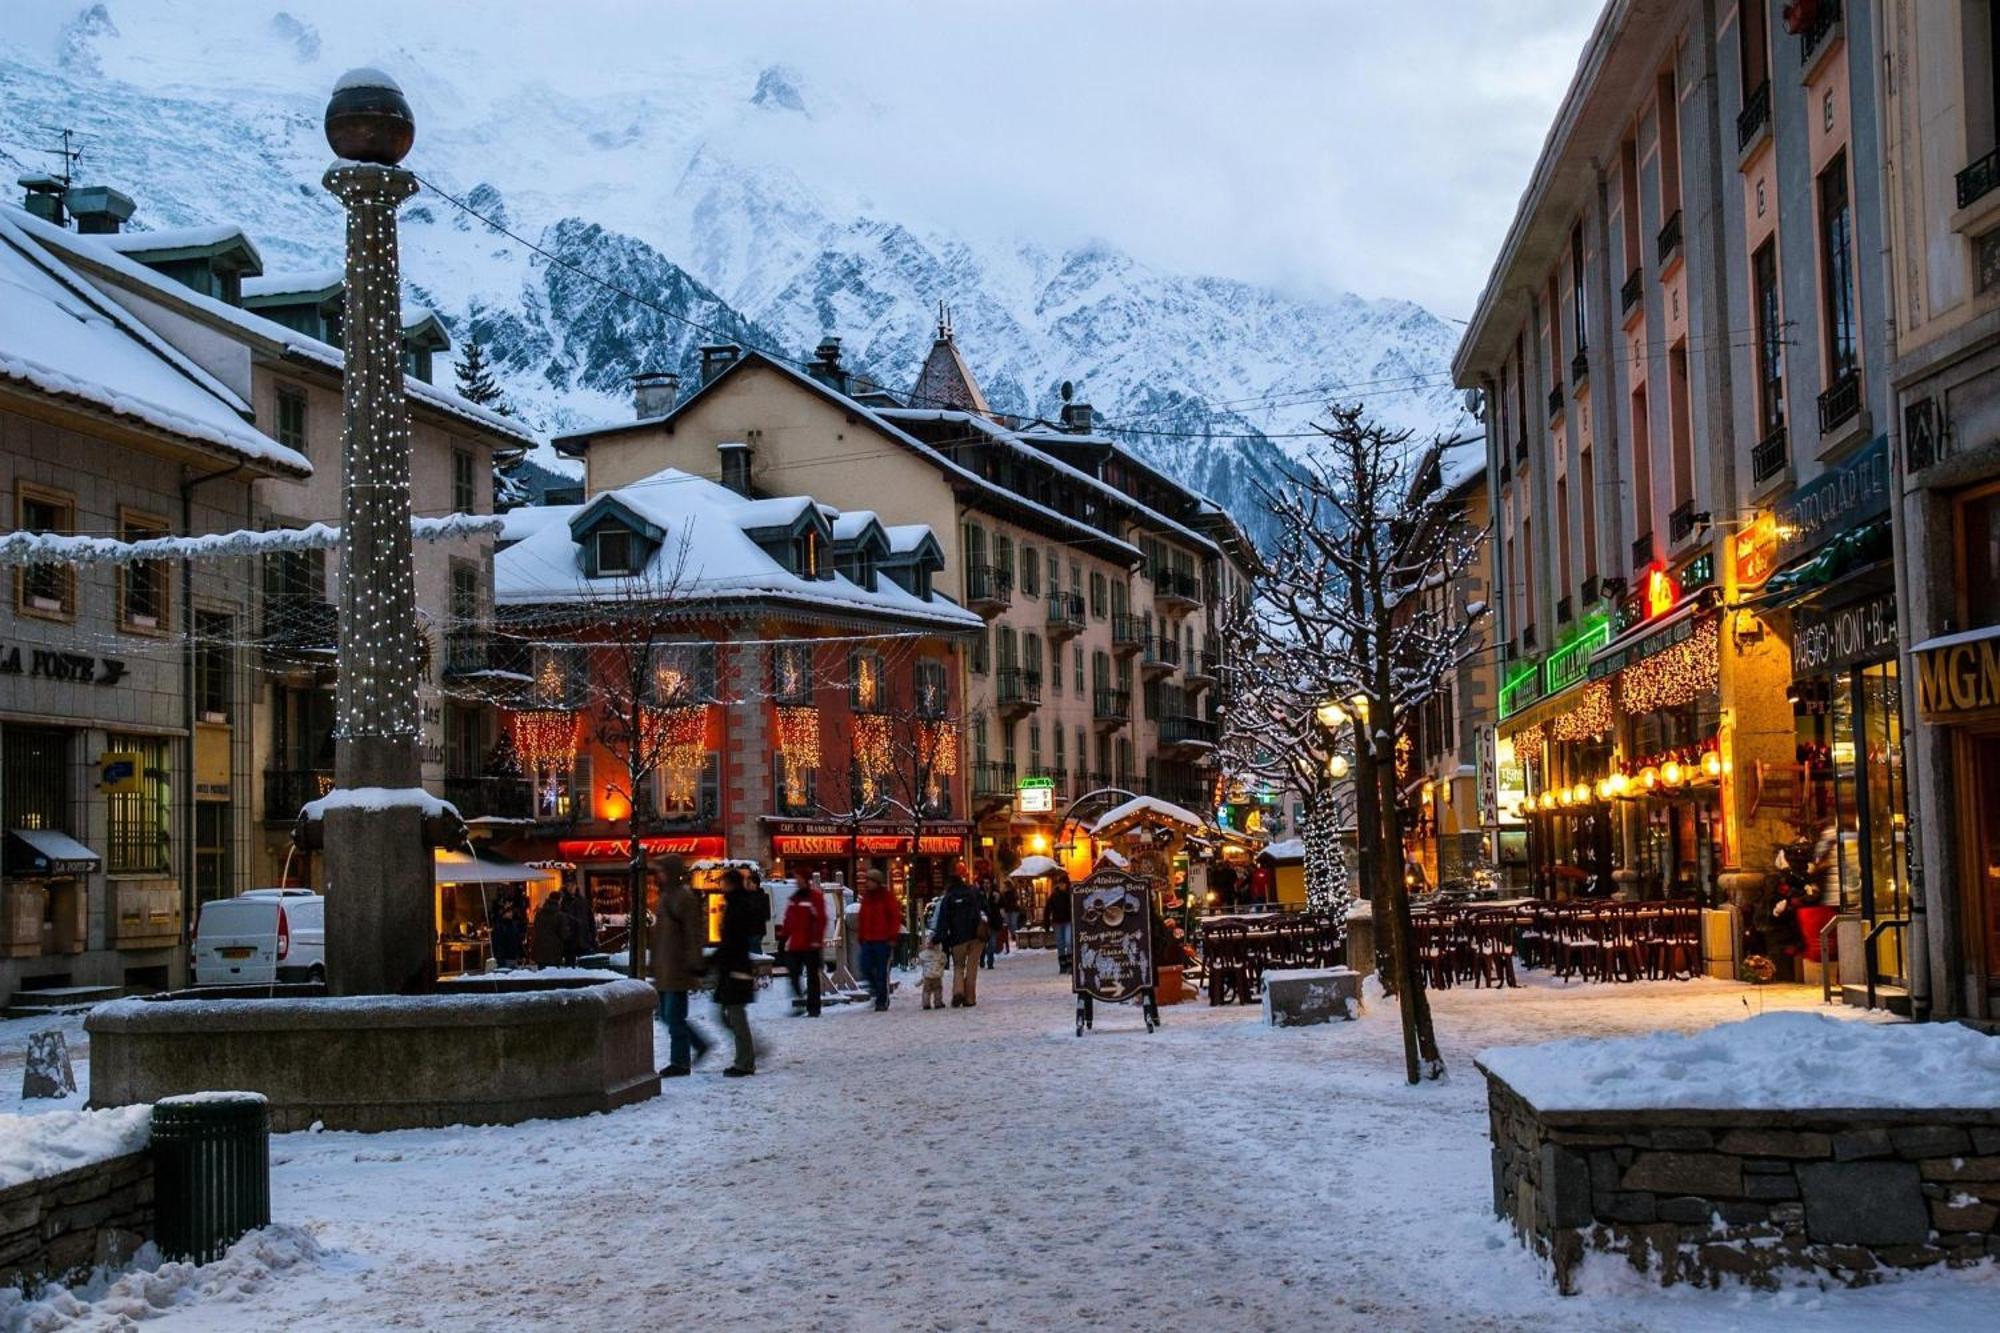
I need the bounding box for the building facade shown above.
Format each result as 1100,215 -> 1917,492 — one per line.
1455,1 -> 1902,994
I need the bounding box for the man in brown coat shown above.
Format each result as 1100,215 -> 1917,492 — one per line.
649,856 -> 712,1077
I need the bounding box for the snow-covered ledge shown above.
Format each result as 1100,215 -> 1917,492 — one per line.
1475,1013 -> 2000,1294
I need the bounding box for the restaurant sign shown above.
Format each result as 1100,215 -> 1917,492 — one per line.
1775,435 -> 1889,567
1070,868 -> 1160,1034
771,833 -> 966,857
1015,776 -> 1055,814
555,836 -> 726,861
1914,627 -> 2000,719
1791,591 -> 1897,678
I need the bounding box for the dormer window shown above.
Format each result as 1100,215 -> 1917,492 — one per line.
597,528 -> 638,576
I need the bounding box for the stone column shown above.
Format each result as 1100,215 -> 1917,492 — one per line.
321,160 -> 433,996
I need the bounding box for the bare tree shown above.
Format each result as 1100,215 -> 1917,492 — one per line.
1219,404 -> 1486,1083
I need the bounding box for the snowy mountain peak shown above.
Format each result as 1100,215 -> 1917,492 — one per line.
750,65 -> 808,116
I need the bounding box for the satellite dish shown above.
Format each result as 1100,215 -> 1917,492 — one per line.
1059,380 -> 1074,403
1462,387 -> 1486,420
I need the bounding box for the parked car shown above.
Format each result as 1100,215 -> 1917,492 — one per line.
190,889 -> 325,986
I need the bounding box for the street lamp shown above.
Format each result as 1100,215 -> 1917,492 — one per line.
1327,753 -> 1350,780
1315,700 -> 1348,729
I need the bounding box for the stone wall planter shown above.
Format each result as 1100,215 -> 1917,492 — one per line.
1478,1064 -> 2000,1292
87,978 -> 660,1132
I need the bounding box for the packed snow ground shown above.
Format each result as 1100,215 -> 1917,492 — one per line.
5,962 -> 1997,1331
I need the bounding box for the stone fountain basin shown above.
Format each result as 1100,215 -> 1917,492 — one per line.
85,978 -> 659,1132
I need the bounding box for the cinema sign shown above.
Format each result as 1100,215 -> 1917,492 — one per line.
1914,627 -> 2000,719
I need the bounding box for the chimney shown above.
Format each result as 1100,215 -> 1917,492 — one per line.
806,336 -> 848,393
630,369 -> 679,420
718,441 -> 753,496
699,343 -> 741,385
1060,399 -> 1094,433
17,174 -> 67,227
65,185 -> 136,235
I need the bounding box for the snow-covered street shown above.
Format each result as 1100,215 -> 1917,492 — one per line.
9,959 -> 1996,1331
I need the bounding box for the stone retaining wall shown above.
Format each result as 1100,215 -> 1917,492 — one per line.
0,1151 -> 152,1292
1479,1066 -> 2000,1292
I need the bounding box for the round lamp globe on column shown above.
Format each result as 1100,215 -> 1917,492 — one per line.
326,68 -> 415,164
1327,753 -> 1350,780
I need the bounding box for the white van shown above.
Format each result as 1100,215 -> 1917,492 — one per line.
191,890 -> 326,986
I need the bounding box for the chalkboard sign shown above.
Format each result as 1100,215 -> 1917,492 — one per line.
1070,868 -> 1160,1034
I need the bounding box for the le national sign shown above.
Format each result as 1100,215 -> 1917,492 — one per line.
1914,628 -> 2000,719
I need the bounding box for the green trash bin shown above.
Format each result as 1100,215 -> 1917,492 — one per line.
151,1092 -> 270,1264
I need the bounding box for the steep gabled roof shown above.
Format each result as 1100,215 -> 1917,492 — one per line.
910,325 -> 989,415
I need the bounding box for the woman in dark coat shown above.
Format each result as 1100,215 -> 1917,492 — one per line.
713,869 -> 770,1076
531,893 -> 565,967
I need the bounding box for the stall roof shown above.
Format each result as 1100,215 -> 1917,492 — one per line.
433,850 -> 560,888
1009,855 -> 1062,879
1090,795 -> 1207,837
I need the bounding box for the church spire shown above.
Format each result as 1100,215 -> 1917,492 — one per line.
912,301 -> 988,414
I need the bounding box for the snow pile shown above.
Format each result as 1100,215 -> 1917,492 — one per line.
0,1104 -> 150,1190
0,1224 -> 326,1329
299,787 -> 459,821
1479,1011 -> 2000,1112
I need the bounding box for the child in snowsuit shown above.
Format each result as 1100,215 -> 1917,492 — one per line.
917,942 -> 947,1009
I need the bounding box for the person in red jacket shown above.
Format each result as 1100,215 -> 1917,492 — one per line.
854,868 -> 903,1011
780,880 -> 826,1017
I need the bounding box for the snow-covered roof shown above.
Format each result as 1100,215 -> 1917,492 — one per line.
830,510 -> 880,541
0,213 -> 308,476
495,467 -> 981,632
882,523 -> 932,555
1436,436 -> 1485,496
1009,855 -> 1061,879
97,223 -> 263,267
1090,794 -> 1208,836
729,495 -> 817,532
1,204 -> 536,449
1261,838 -> 1305,862
242,268 -> 342,300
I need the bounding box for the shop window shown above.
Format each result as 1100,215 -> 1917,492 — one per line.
2,727 -> 69,832
194,611 -> 233,722
195,801 -> 231,905
16,486 -> 75,619
106,735 -> 170,874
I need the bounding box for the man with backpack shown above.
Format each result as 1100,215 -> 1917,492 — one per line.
930,873 -> 987,1007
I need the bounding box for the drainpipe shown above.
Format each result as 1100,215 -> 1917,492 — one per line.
180,462 -> 248,978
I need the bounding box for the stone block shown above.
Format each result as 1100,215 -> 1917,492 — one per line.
1971,1128 -> 2000,1155
1891,1125 -> 1971,1159
1656,1195 -> 1716,1225
1650,1127 -> 1715,1151
1595,1191 -> 1657,1224
1799,1161 -> 1928,1246
1832,1128 -> 1894,1161
1260,967 -> 1361,1027
1874,1244 -> 1947,1269
1931,1194 -> 2000,1233
1770,1202 -> 1806,1229
1589,1151 -> 1621,1196
1744,1172 -> 1800,1201
1919,1156 -> 2000,1183
1623,1152 -> 1743,1197
1742,1157 -> 1793,1174
1717,1129 -> 1832,1159
1541,1142 -> 1593,1229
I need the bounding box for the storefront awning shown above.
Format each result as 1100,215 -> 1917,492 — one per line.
5,829 -> 101,877
433,850 -> 561,889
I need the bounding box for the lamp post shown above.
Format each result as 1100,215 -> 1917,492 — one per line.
319,69 -> 436,996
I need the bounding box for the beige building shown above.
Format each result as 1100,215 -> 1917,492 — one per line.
557,331 -> 1256,885
9,189 -> 538,896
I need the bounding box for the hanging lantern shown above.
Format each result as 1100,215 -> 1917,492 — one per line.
1661,760 -> 1685,787
1702,750 -> 1724,779
1639,766 -> 1658,791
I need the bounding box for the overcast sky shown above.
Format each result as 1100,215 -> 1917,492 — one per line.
16,0 -> 1599,318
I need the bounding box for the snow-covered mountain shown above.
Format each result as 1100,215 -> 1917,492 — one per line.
0,3 -> 1470,548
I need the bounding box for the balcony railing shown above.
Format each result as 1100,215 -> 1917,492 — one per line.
964,564 -> 1013,612
1499,459 -> 1512,484
1751,424 -> 1789,485
1957,147 -> 2000,210
443,631 -> 491,677
1657,209 -> 1683,266
1736,80 -> 1771,150
1184,649 -> 1218,688
1547,386 -> 1565,419
1160,714 -> 1217,749
1632,531 -> 1654,571
1156,569 -> 1200,607
262,596 -> 337,654
1142,636 -> 1180,675
971,761 -> 1016,799
1570,350 -> 1589,386
996,667 -> 1042,714
1580,575 -> 1600,606
1555,595 -> 1572,625
1620,267 -> 1643,314
442,775 -> 538,822
1520,624 -> 1538,652
1818,368 -> 1861,435
1514,437 -> 1529,463
1669,500 -> 1699,545
262,768 -> 333,824
1093,688 -> 1131,725
1045,590 -> 1086,637
1111,614 -> 1146,653
1800,0 -> 1841,64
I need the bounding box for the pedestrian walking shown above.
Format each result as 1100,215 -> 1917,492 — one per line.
714,867 -> 769,1076
931,874 -> 986,1007
855,867 -> 901,1011
531,891 -> 565,967
980,883 -> 1006,967
780,879 -> 826,1017
1044,873 -> 1073,973
490,890 -> 527,966
648,856 -> 712,1078
999,881 -> 1022,938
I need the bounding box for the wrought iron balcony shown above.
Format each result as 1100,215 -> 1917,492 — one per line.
442,631 -> 491,678
1156,569 -> 1201,609
1799,0 -> 1841,64
1520,624 -> 1538,652
1111,613 -> 1146,654
262,768 -> 333,824
1183,649 -> 1218,690
1736,80 -> 1771,151
1555,595 -> 1573,625
1620,267 -> 1643,314
1657,209 -> 1683,266
261,595 -> 337,655
1141,635 -> 1180,677
1160,714 -> 1217,750
964,564 -> 1013,614
1818,369 -> 1861,436
1669,500 -> 1699,545
1632,531 -> 1654,571
1580,575 -> 1600,605
1514,437 -> 1529,463
1571,350 -> 1589,386
1045,590 -> 1086,638
1751,424 -> 1789,485
1499,459 -> 1512,484
442,775 -> 538,822
1547,386 -> 1565,419
1092,688 -> 1131,727
996,667 -> 1043,717
970,761 -> 1017,799
1958,147 -> 2000,210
